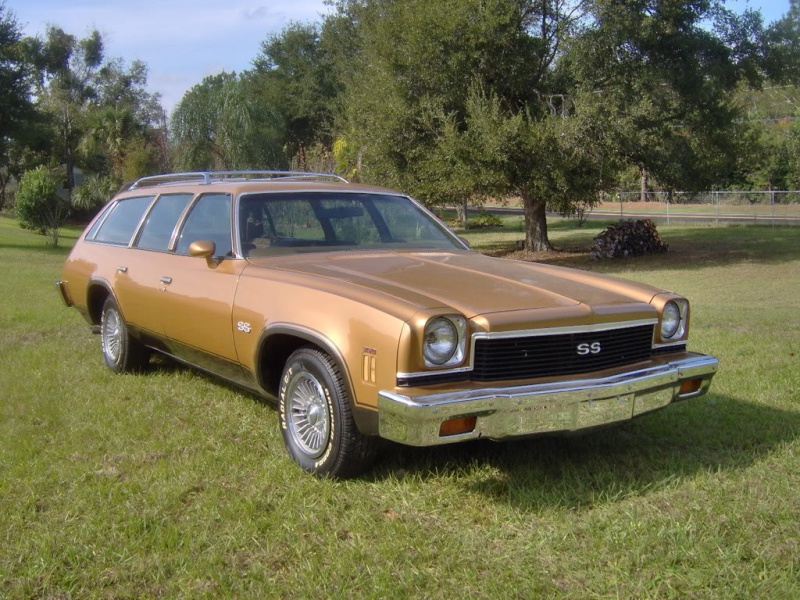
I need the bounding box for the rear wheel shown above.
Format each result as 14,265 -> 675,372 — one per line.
279,348 -> 376,478
100,297 -> 150,373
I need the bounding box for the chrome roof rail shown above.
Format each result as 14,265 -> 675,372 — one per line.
129,170 -> 349,189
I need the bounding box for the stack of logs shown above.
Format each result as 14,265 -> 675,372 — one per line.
590,219 -> 668,259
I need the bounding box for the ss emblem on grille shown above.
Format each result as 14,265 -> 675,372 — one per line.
577,341 -> 602,355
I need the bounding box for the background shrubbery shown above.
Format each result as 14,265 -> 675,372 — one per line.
14,166 -> 69,246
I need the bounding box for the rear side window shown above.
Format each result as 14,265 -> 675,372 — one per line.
176,193 -> 233,257
91,196 -> 154,245
135,194 -> 194,251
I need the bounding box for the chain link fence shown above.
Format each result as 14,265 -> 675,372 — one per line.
595,191 -> 800,225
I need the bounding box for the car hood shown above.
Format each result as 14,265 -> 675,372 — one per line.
246,250 -> 666,322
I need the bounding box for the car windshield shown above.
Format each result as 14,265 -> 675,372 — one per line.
238,192 -> 464,257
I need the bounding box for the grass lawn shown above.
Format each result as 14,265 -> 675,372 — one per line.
1,215 -> 798,598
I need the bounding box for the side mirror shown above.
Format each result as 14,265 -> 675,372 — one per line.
188,240 -> 218,266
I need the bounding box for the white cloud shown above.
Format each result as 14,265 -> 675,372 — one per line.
9,0 -> 330,112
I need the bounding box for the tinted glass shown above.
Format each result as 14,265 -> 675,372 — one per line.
92,196 -> 154,245
84,202 -> 114,240
176,193 -> 233,257
238,192 -> 462,257
135,193 -> 194,251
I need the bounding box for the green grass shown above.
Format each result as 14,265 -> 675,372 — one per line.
1,215 -> 798,598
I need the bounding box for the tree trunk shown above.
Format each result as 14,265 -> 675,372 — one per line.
640,167 -> 648,203
521,188 -> 552,251
64,156 -> 75,192
0,172 -> 6,211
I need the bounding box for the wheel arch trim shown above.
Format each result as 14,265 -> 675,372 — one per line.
86,277 -> 117,326
256,323 -> 378,435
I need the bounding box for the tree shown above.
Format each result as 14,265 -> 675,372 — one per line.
72,172 -> 117,214
437,85 -> 617,248
251,22 -> 338,164
763,0 -> 800,84
785,117 -> 800,190
0,2 -> 37,208
171,72 -> 268,171
331,0 -> 590,249
27,27 -> 104,191
27,28 -> 167,190
15,166 -> 70,246
83,105 -> 137,178
326,0 -> 781,250
761,2 -> 800,189
84,58 -> 168,181
563,1 -> 770,197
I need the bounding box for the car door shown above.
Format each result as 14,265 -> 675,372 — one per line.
156,193 -> 247,374
87,194 -> 167,338
113,193 -> 196,343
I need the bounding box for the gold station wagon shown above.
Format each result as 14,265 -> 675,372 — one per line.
58,171 -> 719,477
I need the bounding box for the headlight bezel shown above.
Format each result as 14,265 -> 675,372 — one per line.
660,299 -> 688,341
423,315 -> 467,368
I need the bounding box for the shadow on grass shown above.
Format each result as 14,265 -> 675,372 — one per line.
143,355 -> 798,516
0,242 -> 73,256
369,394 -> 800,511
487,225 -> 800,272
149,354 -> 797,511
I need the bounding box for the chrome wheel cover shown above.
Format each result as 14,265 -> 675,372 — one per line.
286,371 -> 331,458
102,308 -> 122,365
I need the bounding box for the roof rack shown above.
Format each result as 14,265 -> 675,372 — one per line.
128,170 -> 349,190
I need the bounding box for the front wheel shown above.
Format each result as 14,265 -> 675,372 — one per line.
100,297 -> 150,373
279,348 -> 376,478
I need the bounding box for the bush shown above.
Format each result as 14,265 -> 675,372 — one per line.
73,174 -> 118,214
15,167 -> 70,246
467,210 -> 503,228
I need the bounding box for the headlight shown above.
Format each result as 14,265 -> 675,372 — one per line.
660,300 -> 685,340
423,316 -> 466,366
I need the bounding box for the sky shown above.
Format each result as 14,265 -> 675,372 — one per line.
6,0 -> 792,116
8,0 -> 333,113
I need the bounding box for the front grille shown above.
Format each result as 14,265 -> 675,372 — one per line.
472,324 -> 654,382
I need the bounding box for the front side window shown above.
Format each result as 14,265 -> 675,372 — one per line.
91,196 -> 154,245
238,192 -> 463,257
135,193 -> 194,251
176,193 -> 233,257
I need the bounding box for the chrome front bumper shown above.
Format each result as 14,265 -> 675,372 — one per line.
377,353 -> 719,446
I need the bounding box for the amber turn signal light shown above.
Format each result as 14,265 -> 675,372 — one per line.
439,416 -> 477,437
679,379 -> 703,396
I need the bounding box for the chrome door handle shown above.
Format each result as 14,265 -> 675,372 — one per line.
160,276 -> 173,284
117,266 -> 128,273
